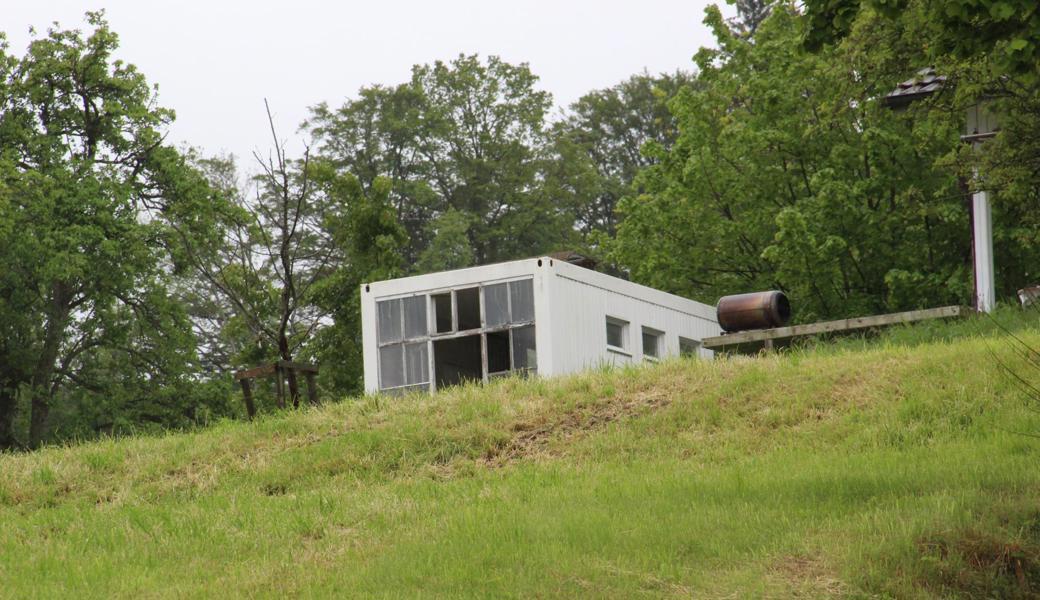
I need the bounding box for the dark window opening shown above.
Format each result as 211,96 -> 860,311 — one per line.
487,330 -> 510,374
606,317 -> 627,349
433,335 -> 482,388
456,287 -> 481,330
679,337 -> 701,358
432,293 -> 453,333
642,328 -> 662,358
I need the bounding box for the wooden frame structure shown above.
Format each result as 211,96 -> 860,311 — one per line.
234,361 -> 319,419
702,305 -> 971,352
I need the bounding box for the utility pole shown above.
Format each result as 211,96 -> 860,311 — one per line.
963,102 -> 999,313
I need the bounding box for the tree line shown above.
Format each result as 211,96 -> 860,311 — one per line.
1,1 -> 1037,448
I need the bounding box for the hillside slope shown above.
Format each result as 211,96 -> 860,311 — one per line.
2,331 -> 1040,598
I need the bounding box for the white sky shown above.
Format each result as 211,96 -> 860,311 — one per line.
3,1 -> 733,167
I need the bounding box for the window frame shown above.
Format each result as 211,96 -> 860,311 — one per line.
605,316 -> 630,354
641,326 -> 664,361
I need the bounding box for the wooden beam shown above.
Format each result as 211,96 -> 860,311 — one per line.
702,305 -> 971,350
275,360 -> 319,373
234,363 -> 277,380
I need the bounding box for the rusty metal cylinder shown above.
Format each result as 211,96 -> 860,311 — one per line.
716,291 -> 791,333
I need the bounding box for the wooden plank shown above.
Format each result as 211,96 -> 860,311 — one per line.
234,363 -> 276,380
305,372 -> 319,405
702,305 -> 971,349
275,360 -> 319,373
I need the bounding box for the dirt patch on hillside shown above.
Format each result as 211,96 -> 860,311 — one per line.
480,387 -> 671,466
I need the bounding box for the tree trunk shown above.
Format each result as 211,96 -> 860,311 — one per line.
29,282 -> 69,448
0,389 -> 18,450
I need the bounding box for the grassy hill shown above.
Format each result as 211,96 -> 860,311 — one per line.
2,323 -> 1040,598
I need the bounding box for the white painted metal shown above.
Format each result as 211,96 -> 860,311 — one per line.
360,257 -> 720,393
973,186 -> 996,313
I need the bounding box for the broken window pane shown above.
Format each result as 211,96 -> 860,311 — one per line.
377,299 -> 402,344
509,279 -> 534,323
487,330 -> 510,373
484,283 -> 509,328
379,344 -> 404,389
456,287 -> 481,331
404,341 -> 429,385
432,293 -> 453,333
434,334 -> 483,388
403,295 -> 427,339
511,325 -> 536,370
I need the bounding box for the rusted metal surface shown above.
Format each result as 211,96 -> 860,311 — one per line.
716,291 -> 791,333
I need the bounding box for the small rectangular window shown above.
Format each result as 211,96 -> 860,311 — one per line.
402,296 -> 427,340
642,327 -> 663,359
484,283 -> 509,328
379,344 -> 404,389
432,293 -> 453,333
456,287 -> 481,331
511,325 -> 536,371
377,298 -> 403,344
606,317 -> 628,350
679,337 -> 701,358
404,341 -> 429,385
486,329 -> 510,373
508,279 -> 534,323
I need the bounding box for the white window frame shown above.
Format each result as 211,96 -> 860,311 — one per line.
641,326 -> 664,361
606,316 -> 630,355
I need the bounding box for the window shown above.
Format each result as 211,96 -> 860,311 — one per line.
511,325 -> 536,371
484,283 -> 510,328
642,327 -> 663,359
606,317 -> 628,350
379,341 -> 429,390
679,337 -> 701,358
377,296 -> 426,343
376,278 -> 536,393
432,293 -> 453,333
456,287 -> 481,331
508,279 -> 534,323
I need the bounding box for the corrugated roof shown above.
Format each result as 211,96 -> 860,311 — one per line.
882,67 -> 947,109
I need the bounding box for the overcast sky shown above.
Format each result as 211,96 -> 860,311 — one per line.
4,1 -> 733,167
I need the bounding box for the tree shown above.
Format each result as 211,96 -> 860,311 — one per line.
545,71 -> 693,245
611,4 -> 994,321
308,54 -> 575,270
182,103 -> 333,408
802,0 -> 1040,81
0,14 -> 225,447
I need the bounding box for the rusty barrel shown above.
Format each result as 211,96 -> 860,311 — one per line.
717,291 -> 791,333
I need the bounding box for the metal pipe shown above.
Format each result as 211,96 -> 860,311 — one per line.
717,291 -> 791,333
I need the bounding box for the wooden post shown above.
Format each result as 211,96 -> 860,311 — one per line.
239,378 -> 257,420
305,372 -> 319,405
274,365 -> 286,409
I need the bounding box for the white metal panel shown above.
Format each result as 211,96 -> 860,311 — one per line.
543,259 -> 720,376
361,256 -> 720,391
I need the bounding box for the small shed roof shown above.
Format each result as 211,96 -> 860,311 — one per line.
882,67 -> 946,109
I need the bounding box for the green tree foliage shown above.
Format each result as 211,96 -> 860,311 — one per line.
802,0 -> 1040,81
0,14 -> 229,447
611,5 -> 997,321
546,71 -> 692,243
308,171 -> 407,395
307,54 -> 576,269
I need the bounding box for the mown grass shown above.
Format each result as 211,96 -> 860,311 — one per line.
2,316 -> 1040,598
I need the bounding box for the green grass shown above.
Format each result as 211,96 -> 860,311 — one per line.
3,318 -> 1040,598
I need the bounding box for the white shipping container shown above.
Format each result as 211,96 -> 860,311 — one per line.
361,257 -> 720,394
